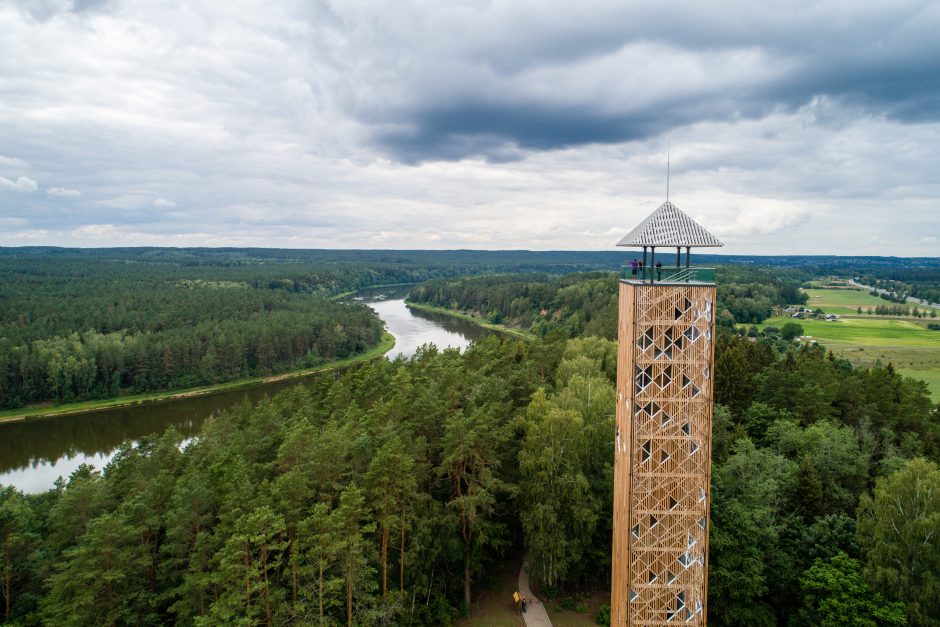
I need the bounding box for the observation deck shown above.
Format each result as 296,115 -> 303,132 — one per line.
620,265 -> 716,284
616,200 -> 723,285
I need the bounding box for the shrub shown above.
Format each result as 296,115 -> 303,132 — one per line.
595,604 -> 611,625
575,602 -> 588,614
781,321 -> 804,340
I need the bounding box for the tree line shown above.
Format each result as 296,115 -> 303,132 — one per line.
0,246 -> 696,411
407,267 -> 808,339
3,243 -> 646,411
409,272 -> 620,339
857,269 -> 940,307
0,266 -> 385,409
860,304 -> 938,318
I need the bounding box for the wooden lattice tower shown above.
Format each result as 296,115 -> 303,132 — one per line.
611,201 -> 723,626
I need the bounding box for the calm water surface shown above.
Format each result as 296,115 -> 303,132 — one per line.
0,288 -> 490,492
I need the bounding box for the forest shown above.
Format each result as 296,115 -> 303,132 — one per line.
0,263 -> 385,410
2,315 -> 938,624
0,246 -> 643,411
1,250 -> 939,626
407,266 -> 808,339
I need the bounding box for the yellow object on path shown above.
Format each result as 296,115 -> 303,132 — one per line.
518,560 -> 553,627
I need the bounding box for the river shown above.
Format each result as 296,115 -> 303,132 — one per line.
0,287 -> 489,493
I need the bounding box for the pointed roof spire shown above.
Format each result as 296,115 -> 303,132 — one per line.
616,201 -> 723,248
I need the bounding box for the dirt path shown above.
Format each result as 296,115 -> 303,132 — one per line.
519,559 -> 553,627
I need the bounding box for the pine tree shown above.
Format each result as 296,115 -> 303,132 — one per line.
364,435 -> 416,599
333,484 -> 375,627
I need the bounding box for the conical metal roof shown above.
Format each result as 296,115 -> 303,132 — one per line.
616,201 -> 723,248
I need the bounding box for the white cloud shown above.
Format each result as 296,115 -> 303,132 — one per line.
0,176 -> 38,192
710,201 -> 812,239
0,155 -> 28,169
46,187 -> 81,197
153,197 -> 176,207
72,223 -> 120,237
9,229 -> 49,240
94,195 -> 151,209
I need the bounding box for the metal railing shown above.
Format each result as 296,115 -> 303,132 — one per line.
620,266 -> 716,284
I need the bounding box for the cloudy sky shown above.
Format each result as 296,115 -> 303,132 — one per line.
1,0 -> 938,255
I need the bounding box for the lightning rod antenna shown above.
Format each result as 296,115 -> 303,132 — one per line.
666,138 -> 671,202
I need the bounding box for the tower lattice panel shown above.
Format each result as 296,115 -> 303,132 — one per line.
611,282 -> 716,626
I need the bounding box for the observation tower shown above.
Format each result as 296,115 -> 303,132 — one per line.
610,201 -> 723,626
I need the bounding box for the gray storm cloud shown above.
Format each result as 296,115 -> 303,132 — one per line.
0,0 -> 938,254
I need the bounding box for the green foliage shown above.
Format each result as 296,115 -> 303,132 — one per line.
409,272 -> 620,339
798,552 -> 906,626
1,246 -> 640,410
858,459 -> 940,626
201,505 -> 287,626
708,439 -> 796,626
519,338 -> 615,590
0,334 -> 546,625
519,394 -> 597,589
718,269 -> 807,324
741,402 -> 794,446
2,261 -> 939,626
595,604 -> 611,625
0,486 -> 40,622
0,253 -> 389,409
408,266 -> 807,340
41,510 -> 154,625
781,321 -> 804,341
767,419 -> 868,517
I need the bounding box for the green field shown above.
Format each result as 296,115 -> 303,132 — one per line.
896,369 -> 940,398
801,287 -> 895,315
755,315 -> 940,398
763,316 -> 940,347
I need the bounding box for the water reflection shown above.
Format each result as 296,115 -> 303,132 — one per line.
355,285 -> 489,360
0,288 -> 491,492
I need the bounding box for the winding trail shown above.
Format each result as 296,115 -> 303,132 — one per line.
518,559 -> 553,627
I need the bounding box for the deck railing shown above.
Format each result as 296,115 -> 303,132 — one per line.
620,266 -> 717,284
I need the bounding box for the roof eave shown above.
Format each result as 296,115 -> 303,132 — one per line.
615,240 -> 724,248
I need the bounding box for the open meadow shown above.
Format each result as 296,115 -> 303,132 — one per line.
767,315 -> 940,347
757,310 -> 940,398
802,287 -> 911,315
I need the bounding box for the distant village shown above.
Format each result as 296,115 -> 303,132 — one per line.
782,306 -> 840,322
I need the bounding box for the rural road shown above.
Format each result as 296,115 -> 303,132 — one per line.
848,279 -> 940,311
519,560 -> 553,627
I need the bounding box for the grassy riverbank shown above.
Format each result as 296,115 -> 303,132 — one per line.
0,332 -> 395,423
405,301 -> 535,340
330,282 -> 417,301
